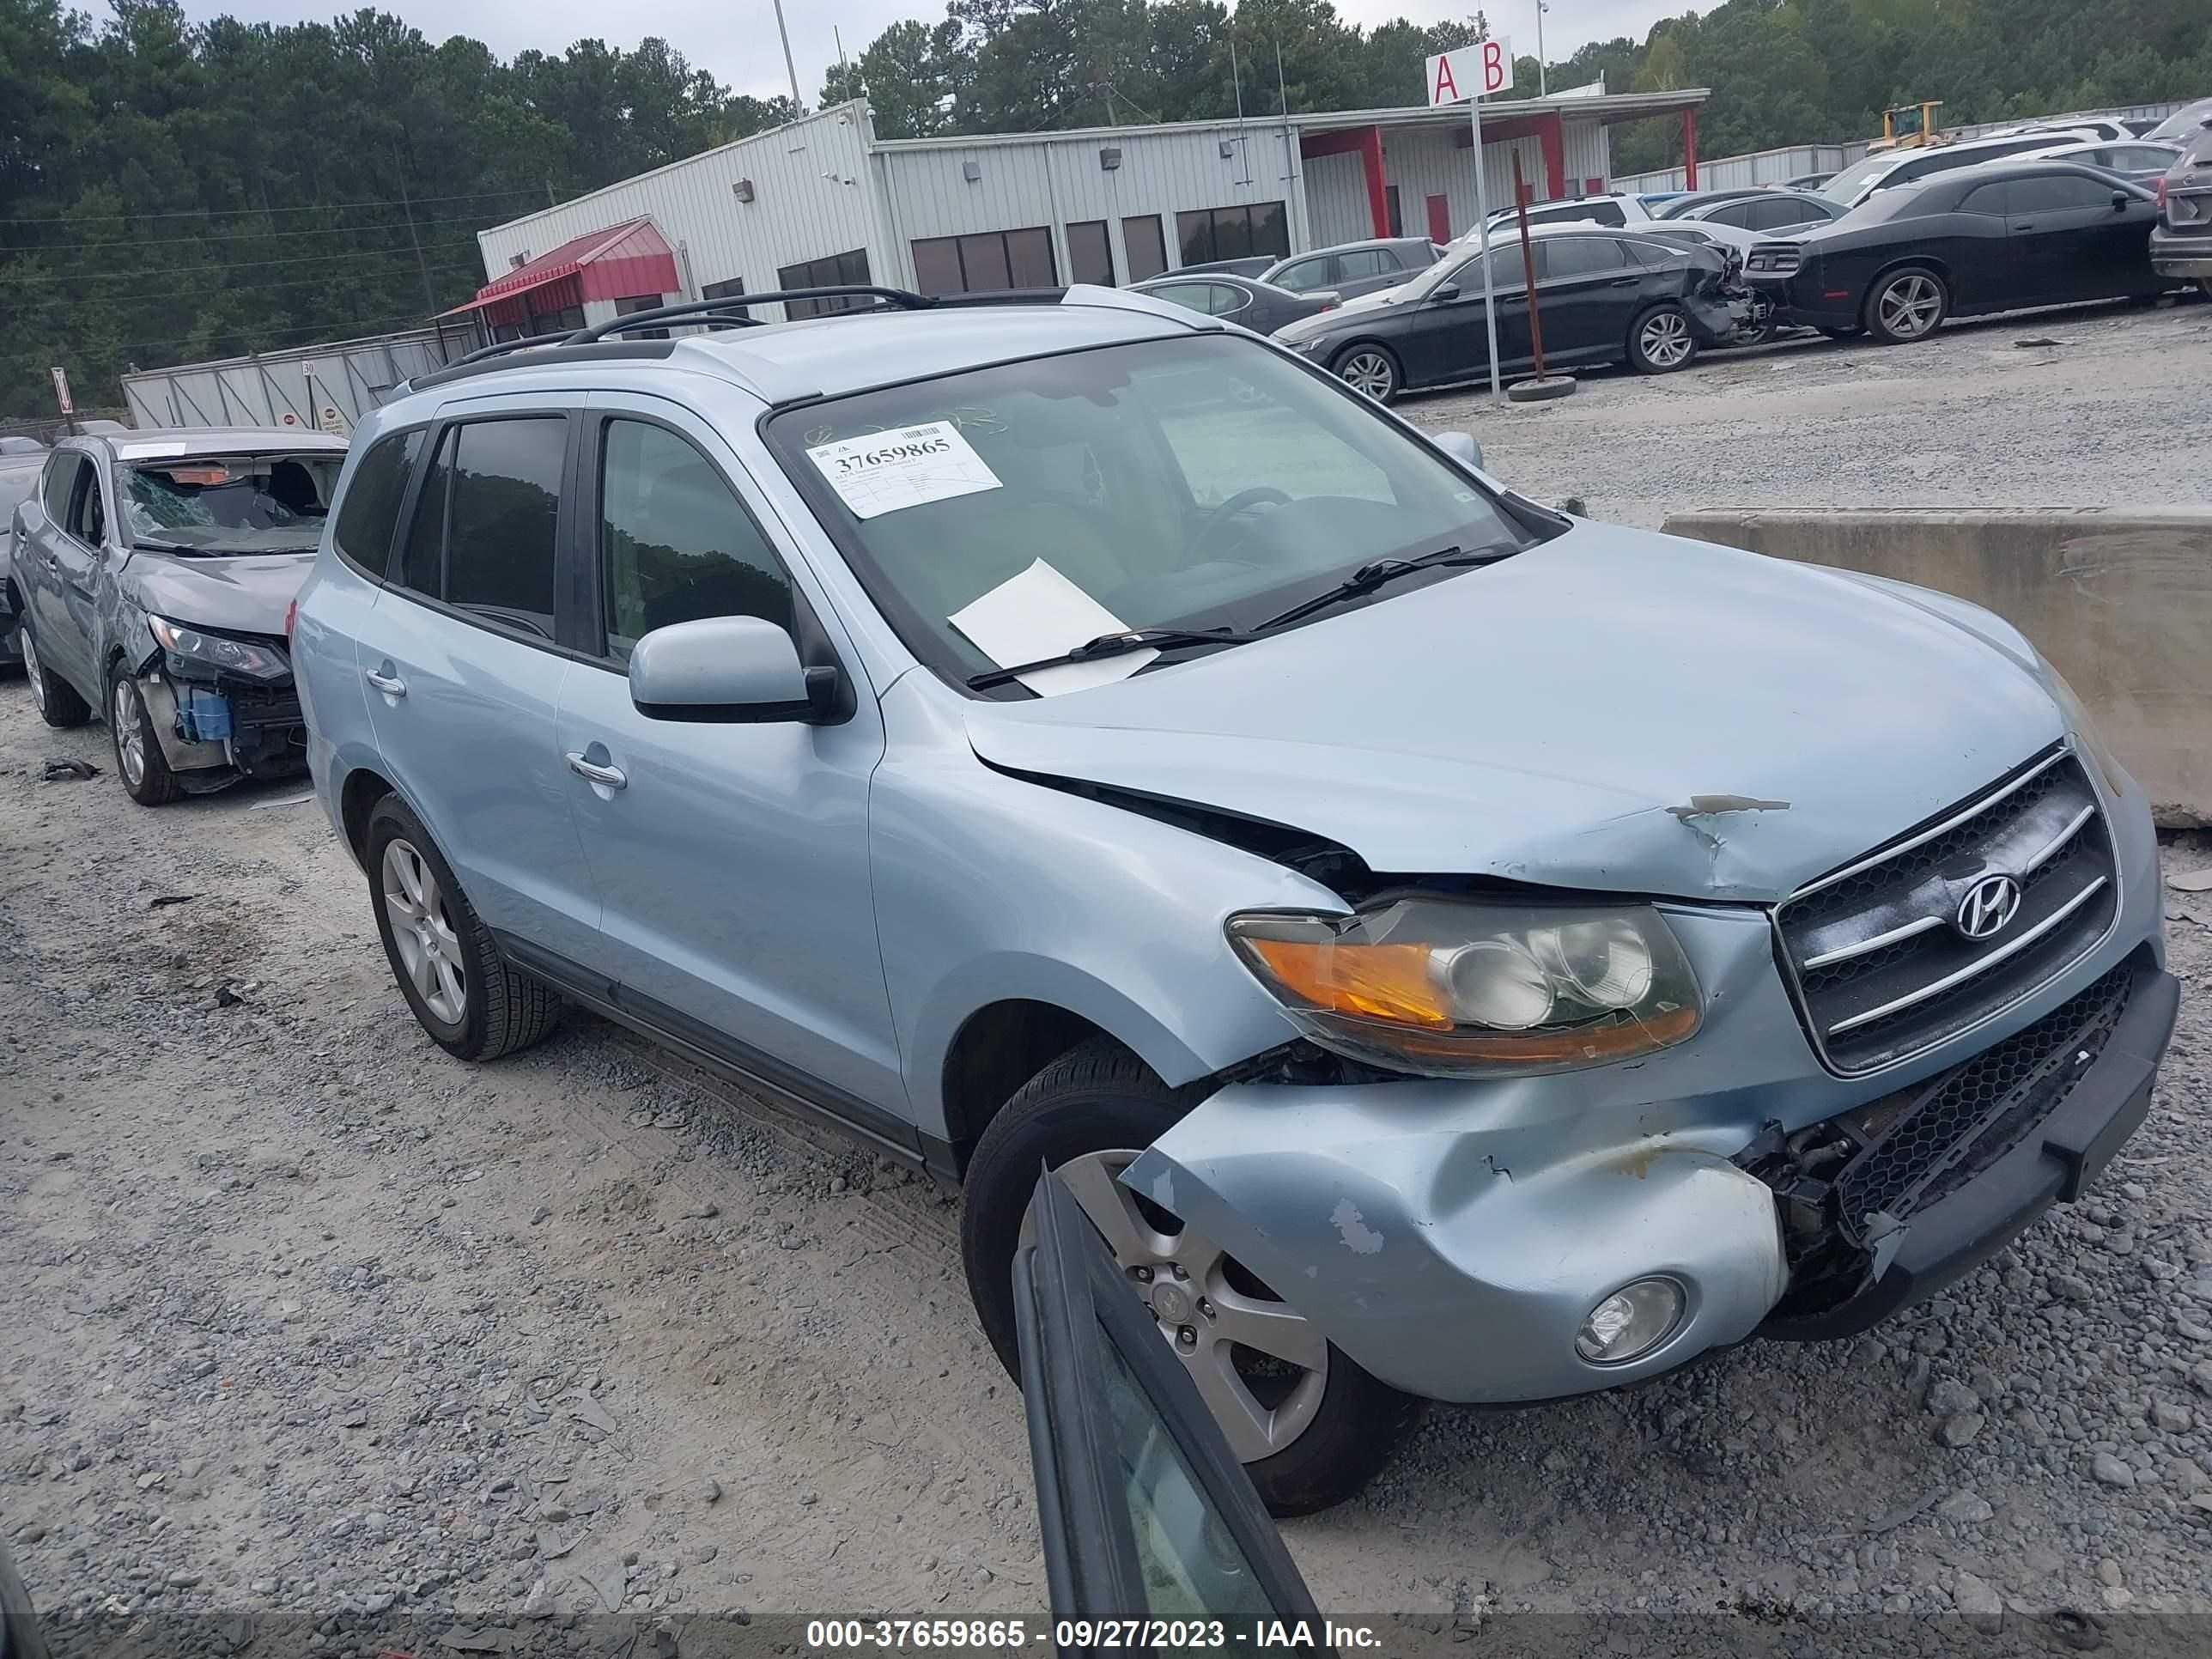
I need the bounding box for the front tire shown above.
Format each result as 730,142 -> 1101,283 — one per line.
1332,343 -> 1402,404
1627,303 -> 1699,373
108,664 -> 181,805
364,794 -> 560,1061
960,1038 -> 1420,1516
1864,265 -> 1948,344
21,626 -> 89,728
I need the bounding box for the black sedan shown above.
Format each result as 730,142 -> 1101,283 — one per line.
1131,271 -> 1339,336
1742,160 -> 2170,344
1270,226 -> 1750,402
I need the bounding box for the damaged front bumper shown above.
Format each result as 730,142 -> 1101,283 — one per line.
1123,798 -> 2167,1404
137,652 -> 307,790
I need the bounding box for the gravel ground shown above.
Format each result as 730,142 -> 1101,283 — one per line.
4,305 -> 2212,1653
1404,295 -> 2212,528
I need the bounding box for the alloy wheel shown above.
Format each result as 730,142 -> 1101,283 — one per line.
1339,350 -> 1395,400
112,678 -> 147,787
1639,310 -> 1694,368
1040,1149 -> 1330,1462
382,837 -> 468,1024
1877,273 -> 1942,338
21,630 -> 44,706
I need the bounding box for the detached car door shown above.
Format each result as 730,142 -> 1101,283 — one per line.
1016,1170 -> 1330,1645
555,392 -> 909,1146
35,450 -> 111,696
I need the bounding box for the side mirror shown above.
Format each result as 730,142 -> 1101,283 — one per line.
2112,191 -> 2130,210
1433,429 -> 1485,471
1431,283 -> 1462,302
629,615 -> 836,724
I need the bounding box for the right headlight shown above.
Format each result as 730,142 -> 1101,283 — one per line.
1226,895 -> 1703,1079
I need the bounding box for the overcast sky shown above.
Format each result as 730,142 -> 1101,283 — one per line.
182,0 -> 1681,102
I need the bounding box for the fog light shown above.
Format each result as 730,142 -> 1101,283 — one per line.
1575,1278 -> 1683,1364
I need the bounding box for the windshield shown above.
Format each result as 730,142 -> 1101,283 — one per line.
123,452 -> 341,554
2148,99 -> 2212,143
1820,153 -> 1897,203
767,335 -> 1537,696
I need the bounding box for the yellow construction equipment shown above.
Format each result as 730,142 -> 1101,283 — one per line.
1866,100 -> 1945,155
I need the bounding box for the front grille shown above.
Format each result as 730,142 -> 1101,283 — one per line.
1831,957 -> 2136,1237
1775,746 -> 2118,1075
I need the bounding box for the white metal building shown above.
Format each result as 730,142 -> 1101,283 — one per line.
465,90 -> 1711,329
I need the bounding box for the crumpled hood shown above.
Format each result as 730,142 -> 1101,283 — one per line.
963,520 -> 2067,903
126,550 -> 314,637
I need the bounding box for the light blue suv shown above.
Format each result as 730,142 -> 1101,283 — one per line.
293,283 -> 2176,1516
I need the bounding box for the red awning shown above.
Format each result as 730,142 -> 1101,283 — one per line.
441,216 -> 680,316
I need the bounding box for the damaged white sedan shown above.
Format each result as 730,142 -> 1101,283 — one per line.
10,427 -> 346,805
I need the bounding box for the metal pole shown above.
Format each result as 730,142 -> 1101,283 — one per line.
1473,91 -> 1503,404
1536,2 -> 1548,98
773,0 -> 804,112
1513,149 -> 1547,380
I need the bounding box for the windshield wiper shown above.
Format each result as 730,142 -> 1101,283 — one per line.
967,627 -> 1254,690
1256,542 -> 1521,633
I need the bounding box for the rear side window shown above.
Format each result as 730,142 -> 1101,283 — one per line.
446,419 -> 563,638
398,428 -> 453,596
1541,237 -> 1628,278
1961,181 -> 2014,216
598,420 -> 794,662
1336,248 -> 1395,279
333,428 -> 423,574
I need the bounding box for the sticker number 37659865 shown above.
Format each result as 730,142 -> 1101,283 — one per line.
805,420 -> 1004,520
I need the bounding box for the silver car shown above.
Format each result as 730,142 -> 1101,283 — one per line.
9,428 -> 349,803
292,285 -> 2176,1516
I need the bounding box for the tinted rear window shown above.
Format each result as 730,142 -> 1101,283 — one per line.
333,428 -> 423,575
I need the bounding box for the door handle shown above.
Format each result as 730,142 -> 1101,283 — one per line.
364,668 -> 406,697
565,752 -> 628,790
1608,275 -> 1639,285
2010,220 -> 2037,230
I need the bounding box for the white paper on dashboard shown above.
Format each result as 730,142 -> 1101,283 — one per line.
805,420 -> 1003,520
948,559 -> 1157,696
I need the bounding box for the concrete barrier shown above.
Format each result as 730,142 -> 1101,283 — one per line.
1660,508 -> 2212,828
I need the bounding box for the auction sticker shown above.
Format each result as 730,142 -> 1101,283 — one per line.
806,421 -> 1003,520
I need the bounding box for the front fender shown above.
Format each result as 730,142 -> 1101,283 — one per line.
870,675 -> 1335,1142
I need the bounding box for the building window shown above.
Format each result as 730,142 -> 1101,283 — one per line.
1122,215 -> 1169,283
909,228 -> 1058,296
776,249 -> 872,318
1174,201 -> 1289,267
526,305 -> 584,337
700,276 -> 749,313
1066,220 -> 1115,286
613,294 -> 668,339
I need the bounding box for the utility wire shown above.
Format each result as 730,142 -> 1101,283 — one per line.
2,206 -> 527,255
7,246 -> 494,283
0,187 -> 548,226
15,253 -> 487,307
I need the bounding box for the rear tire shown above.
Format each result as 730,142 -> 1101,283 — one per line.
1863,265 -> 1948,344
364,794 -> 560,1061
1626,302 -> 1699,373
960,1037 -> 1421,1516
107,662 -> 181,806
1331,343 -> 1402,404
21,625 -> 88,728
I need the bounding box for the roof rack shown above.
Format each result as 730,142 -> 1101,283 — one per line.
405,283 -> 1079,396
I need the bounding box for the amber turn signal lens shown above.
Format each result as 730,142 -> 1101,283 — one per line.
1241,939 -> 1454,1029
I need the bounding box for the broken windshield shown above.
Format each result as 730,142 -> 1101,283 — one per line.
125,453 -> 342,554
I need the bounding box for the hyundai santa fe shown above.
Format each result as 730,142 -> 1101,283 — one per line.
292,282 -> 2176,1516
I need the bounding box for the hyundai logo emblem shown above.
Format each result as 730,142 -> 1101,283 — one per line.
1955,873 -> 2023,941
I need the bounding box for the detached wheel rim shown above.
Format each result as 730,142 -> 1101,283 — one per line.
1040,1149 -> 1329,1462
112,678 -> 147,787
22,631 -> 44,704
1340,351 -> 1395,399
1641,310 -> 1693,367
382,837 -> 467,1024
1878,273 -> 1942,337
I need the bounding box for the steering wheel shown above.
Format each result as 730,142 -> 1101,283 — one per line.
1190,486 -> 1293,562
